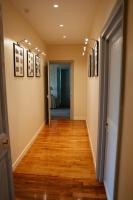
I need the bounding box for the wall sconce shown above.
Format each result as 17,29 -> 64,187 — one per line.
17,39 -> 46,56
17,39 -> 31,46
41,52 -> 47,56
82,37 -> 98,55
30,48 -> 46,56
84,37 -> 97,43
83,46 -> 87,51
37,51 -> 47,56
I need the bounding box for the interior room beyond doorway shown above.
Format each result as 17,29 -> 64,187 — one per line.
50,63 -> 71,120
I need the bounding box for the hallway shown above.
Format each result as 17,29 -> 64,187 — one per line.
14,120 -> 106,199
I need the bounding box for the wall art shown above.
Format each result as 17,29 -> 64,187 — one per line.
35,55 -> 41,77
94,40 -> 99,77
13,43 -> 24,77
27,51 -> 34,77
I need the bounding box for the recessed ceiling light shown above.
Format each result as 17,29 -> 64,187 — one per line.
35,47 -> 38,50
53,4 -> 59,8
85,41 -> 88,45
82,52 -> 85,56
59,24 -> 64,27
63,35 -> 67,39
85,38 -> 89,42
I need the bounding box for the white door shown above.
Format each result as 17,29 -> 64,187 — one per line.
45,62 -> 51,124
47,62 -> 51,124
104,28 -> 122,200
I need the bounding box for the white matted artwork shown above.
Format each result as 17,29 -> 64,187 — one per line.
13,43 -> 24,77
35,55 -> 41,77
27,51 -> 34,77
90,49 -> 95,77
94,41 -> 99,77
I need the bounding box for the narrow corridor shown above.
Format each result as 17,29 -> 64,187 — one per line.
14,120 -> 106,199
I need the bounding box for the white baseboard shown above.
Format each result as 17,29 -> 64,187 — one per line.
74,116 -> 86,120
12,122 -> 45,171
86,120 -> 96,169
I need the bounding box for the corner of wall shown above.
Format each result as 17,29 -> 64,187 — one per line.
86,120 -> 96,169
12,121 -> 45,171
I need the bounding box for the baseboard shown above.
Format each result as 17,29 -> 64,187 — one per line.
12,121 -> 45,171
74,116 -> 86,120
86,120 -> 96,169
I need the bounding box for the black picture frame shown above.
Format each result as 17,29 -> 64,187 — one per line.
13,43 -> 24,77
27,51 -> 34,77
88,55 -> 92,77
89,49 -> 95,77
35,55 -> 41,77
94,40 -> 99,77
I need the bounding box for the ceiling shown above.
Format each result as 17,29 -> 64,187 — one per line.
11,0 -> 100,44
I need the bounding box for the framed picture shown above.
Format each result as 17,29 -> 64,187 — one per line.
89,49 -> 95,77
27,51 -> 34,77
35,55 -> 41,77
94,41 -> 99,77
88,55 -> 91,77
13,43 -> 24,77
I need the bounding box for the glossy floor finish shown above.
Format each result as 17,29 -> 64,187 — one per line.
14,120 -> 106,200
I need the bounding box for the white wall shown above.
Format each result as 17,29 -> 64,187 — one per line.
2,0 -> 46,166
86,0 -> 117,165
86,74 -> 99,166
47,44 -> 87,120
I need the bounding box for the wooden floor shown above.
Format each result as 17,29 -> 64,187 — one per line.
14,120 -> 106,200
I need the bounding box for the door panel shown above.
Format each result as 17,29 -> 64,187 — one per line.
0,134 -> 10,200
61,69 -> 70,108
45,63 -> 51,124
0,63 -> 14,200
104,29 -> 122,200
0,5 -> 14,199
57,67 -> 61,106
45,64 -> 49,124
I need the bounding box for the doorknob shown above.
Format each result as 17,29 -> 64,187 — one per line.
2,138 -> 9,148
105,122 -> 108,127
105,122 -> 108,129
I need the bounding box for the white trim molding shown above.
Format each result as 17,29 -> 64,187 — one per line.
74,116 -> 86,120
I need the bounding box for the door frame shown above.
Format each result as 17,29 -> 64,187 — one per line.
96,0 -> 126,199
47,61 -> 51,124
49,60 -> 74,120
0,4 -> 14,199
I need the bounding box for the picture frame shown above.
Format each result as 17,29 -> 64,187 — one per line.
13,43 -> 24,77
88,54 -> 92,77
27,51 -> 34,77
94,40 -> 99,77
35,55 -> 41,77
89,49 -> 95,77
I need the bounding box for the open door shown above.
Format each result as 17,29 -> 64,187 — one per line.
0,6 -> 14,199
45,62 -> 51,124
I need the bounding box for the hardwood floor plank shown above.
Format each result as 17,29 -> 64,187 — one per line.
14,120 -> 106,200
